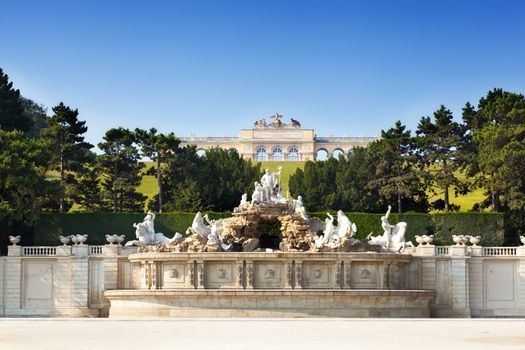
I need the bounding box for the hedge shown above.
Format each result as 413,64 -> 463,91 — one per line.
28,211 -> 505,247
31,212 -> 231,246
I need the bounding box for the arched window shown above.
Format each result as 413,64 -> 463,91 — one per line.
272,146 -> 283,161
255,146 -> 268,161
288,146 -> 300,161
332,148 -> 344,159
316,149 -> 328,161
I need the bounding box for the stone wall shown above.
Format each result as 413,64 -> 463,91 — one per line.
1,243 -> 525,317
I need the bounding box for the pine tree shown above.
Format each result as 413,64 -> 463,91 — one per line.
135,128 -> 180,212
0,68 -> 32,132
98,128 -> 145,212
415,105 -> 466,211
41,102 -> 94,212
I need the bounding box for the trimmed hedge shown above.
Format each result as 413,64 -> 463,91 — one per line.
29,211 -> 505,247
32,212 -> 231,246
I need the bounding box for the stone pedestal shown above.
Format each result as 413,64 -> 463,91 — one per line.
72,245 -> 89,257
7,246 -> 21,257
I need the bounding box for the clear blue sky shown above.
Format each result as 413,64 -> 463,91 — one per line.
2,0 -> 525,148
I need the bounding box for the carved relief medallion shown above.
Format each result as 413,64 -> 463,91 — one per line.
360,269 -> 371,279
169,269 -> 179,279
217,268 -> 227,279
265,269 -> 275,280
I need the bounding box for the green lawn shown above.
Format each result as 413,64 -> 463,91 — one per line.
258,161 -> 305,195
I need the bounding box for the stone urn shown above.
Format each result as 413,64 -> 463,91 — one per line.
9,235 -> 20,246
116,235 -> 125,246
520,236 -> 525,246
106,234 -> 117,245
415,235 -> 425,246
71,234 -> 88,245
452,235 -> 468,246
469,235 -> 481,246
423,235 -> 434,245
77,234 -> 88,245
59,235 -> 71,245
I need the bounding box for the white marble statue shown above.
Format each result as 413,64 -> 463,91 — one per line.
334,210 -> 357,239
315,213 -> 336,248
207,219 -> 232,251
367,205 -> 414,253
239,193 -> 249,207
125,211 -> 181,246
186,211 -> 212,238
260,167 -> 282,202
294,195 -> 308,220
251,181 -> 264,204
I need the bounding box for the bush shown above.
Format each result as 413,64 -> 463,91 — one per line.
431,213 -> 504,246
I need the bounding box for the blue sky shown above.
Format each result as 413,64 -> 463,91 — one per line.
2,0 -> 525,147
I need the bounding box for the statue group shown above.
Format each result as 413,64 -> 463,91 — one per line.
253,113 -> 301,129
126,169 -> 414,254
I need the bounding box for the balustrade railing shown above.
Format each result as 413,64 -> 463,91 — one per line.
482,247 -> 518,256
89,246 -> 104,256
435,246 -> 449,256
22,247 -> 57,256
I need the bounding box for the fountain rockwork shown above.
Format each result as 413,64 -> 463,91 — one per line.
105,176 -> 435,318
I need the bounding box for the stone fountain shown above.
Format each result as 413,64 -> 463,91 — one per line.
105,168 -> 435,318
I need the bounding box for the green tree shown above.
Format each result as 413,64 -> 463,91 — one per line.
0,130 -> 58,230
98,128 -> 145,212
158,147 -> 261,211
41,102 -> 94,212
473,89 -> 525,211
20,97 -> 48,138
70,165 -> 105,211
135,128 -> 180,212
0,68 -> 32,132
366,121 -> 428,213
415,105 -> 466,211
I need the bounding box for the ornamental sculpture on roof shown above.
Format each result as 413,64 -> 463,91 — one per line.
254,113 -> 301,129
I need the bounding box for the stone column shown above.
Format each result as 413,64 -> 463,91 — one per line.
101,245 -> 119,306
449,245 -> 471,317
294,261 -> 302,289
196,261 -> 205,289
245,261 -> 254,289
335,261 -> 343,289
284,262 -> 293,289
343,260 -> 352,289
70,251 -> 89,310
235,260 -> 244,289
4,254 -> 21,316
518,247 -> 525,310
186,260 -> 196,289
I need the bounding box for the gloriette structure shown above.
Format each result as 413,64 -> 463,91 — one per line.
179,113 -> 379,161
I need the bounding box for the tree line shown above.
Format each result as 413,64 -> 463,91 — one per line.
2,65 -> 525,230
290,91 -> 525,214
0,68 -> 261,231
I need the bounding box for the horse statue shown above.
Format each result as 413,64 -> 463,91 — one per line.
367,206 -> 414,253
186,211 -> 212,238
125,211 -> 181,246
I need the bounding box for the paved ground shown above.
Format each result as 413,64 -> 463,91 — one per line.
0,318 -> 524,350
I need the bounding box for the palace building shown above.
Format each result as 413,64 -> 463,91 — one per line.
180,113 -> 379,161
